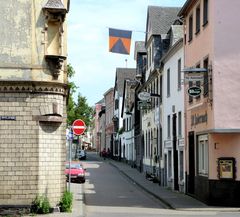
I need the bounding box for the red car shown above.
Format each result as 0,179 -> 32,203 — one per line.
65,162 -> 86,183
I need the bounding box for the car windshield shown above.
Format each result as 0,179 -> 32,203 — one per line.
65,164 -> 81,169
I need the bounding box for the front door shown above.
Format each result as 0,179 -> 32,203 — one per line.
172,114 -> 179,191
188,131 -> 195,194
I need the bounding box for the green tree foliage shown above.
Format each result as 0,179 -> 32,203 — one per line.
67,64 -> 93,129
74,93 -> 93,128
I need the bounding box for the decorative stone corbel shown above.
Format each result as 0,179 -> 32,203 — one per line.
45,55 -> 66,78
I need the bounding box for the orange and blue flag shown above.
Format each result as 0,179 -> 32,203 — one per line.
109,28 -> 132,55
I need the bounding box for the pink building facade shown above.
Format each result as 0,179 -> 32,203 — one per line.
104,88 -> 114,156
179,0 -> 240,206
93,102 -> 104,152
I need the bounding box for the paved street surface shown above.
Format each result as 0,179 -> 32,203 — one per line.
24,151 -> 240,217
81,152 -> 240,217
83,153 -> 166,217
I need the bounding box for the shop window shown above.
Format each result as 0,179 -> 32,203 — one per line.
198,135 -> 208,176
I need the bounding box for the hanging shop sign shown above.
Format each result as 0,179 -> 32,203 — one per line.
188,86 -> 202,97
185,75 -> 203,82
137,101 -> 151,110
138,91 -> 151,101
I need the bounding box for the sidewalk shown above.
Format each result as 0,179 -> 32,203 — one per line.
108,158 -> 240,212
23,183 -> 85,217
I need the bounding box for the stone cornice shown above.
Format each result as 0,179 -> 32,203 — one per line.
0,80 -> 68,96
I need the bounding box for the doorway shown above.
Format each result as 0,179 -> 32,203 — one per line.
172,114 -> 179,191
188,131 -> 195,194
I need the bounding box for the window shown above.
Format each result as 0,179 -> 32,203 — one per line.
167,115 -> 171,138
188,15 -> 193,42
145,131 -> 147,158
156,77 -> 159,106
167,68 -> 170,97
178,58 -> 181,90
198,135 -> 208,175
188,81 -> 193,103
148,131 -> 150,158
178,111 -> 182,136
196,6 -> 200,34
196,64 -> 201,99
168,150 -> 172,178
203,58 -> 209,96
152,43 -> 154,63
160,75 -> 163,104
115,99 -> 119,109
203,0 -> 208,26
179,151 -> 184,180
149,47 -> 152,67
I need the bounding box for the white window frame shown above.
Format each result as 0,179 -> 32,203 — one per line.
198,134 -> 209,176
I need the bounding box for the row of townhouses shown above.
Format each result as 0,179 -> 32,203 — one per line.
93,0 -> 240,206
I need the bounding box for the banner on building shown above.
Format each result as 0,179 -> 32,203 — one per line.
109,28 -> 132,55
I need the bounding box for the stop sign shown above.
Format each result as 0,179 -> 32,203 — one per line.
72,119 -> 86,135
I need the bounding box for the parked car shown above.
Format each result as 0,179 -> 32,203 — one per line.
65,161 -> 86,183
77,150 -> 87,160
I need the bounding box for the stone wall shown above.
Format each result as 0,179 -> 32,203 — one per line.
0,88 -> 66,206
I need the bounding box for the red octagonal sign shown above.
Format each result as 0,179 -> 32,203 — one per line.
72,119 -> 86,135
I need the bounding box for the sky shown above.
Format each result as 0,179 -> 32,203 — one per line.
67,0 -> 186,106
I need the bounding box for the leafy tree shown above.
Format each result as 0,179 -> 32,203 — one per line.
66,64 -> 93,128
74,93 -> 93,129
67,64 -> 77,126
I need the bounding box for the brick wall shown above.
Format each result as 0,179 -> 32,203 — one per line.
0,91 -> 66,206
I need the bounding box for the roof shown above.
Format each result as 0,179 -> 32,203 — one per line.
134,41 -> 146,60
43,0 -> 67,11
114,68 -> 136,97
146,6 -> 181,38
178,0 -> 198,17
95,98 -> 105,105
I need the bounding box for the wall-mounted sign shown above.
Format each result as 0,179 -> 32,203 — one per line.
0,116 -> 16,121
138,92 -> 151,101
218,158 -> 235,180
191,112 -> 207,126
188,86 -> 202,97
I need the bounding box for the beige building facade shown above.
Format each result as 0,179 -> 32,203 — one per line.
0,0 -> 69,206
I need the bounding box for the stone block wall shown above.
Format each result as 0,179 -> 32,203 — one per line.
0,90 -> 66,206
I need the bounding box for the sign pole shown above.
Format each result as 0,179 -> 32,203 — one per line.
68,128 -> 72,192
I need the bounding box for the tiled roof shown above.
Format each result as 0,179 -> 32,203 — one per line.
115,68 -> 136,97
147,6 -> 181,36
